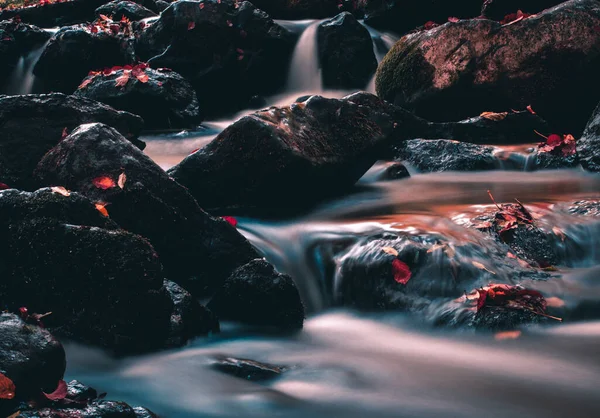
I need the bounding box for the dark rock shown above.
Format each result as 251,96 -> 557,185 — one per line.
209,355 -> 287,381
74,66 -> 201,129
247,0 -> 340,19
481,0 -> 565,21
164,279 -> 219,347
578,101 -> 600,172
317,12 -> 377,89
0,0 -> 108,28
376,161 -> 410,181
394,139 -> 498,172
136,0 -> 296,117
168,94 -> 394,211
376,0 -> 600,134
0,19 -> 50,83
34,123 -> 259,296
566,199 -> 600,217
0,93 -> 143,190
154,1 -> 170,12
18,401 -> 156,418
0,313 -> 65,414
96,1 -> 157,21
208,259 -> 305,330
33,24 -> 136,93
531,149 -> 579,170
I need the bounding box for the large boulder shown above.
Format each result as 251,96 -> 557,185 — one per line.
96,1 -> 157,21
376,0 -> 600,134
578,101 -> 600,172
208,259 -> 305,330
0,19 -> 50,83
74,65 -> 201,129
33,21 -> 136,93
0,93 -> 143,190
167,94 -> 395,211
136,0 -> 296,116
317,12 -> 377,89
0,188 -> 207,353
0,0 -> 108,28
34,123 -> 259,296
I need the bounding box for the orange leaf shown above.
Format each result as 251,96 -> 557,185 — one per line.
526,105 -> 536,115
115,72 -> 130,88
92,176 -> 116,190
51,186 -> 70,197
78,77 -> 94,89
480,111 -> 508,121
118,172 -> 127,189
0,372 -> 16,400
95,203 -> 109,217
494,330 -> 521,340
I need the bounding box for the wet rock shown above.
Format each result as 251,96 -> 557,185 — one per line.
376,0 -> 600,134
248,0 -> 340,19
33,23 -> 136,93
566,199 -> 600,217
164,279 -> 219,347
18,401 -> 158,418
376,162 -> 410,181
209,355 -> 287,381
578,101 -> 600,172
208,259 -> 305,330
0,93 -> 143,190
394,139 -> 497,172
35,122 -> 259,296
0,19 -> 50,82
74,66 -> 201,129
317,12 -> 377,89
96,1 -> 157,21
136,0 -> 296,117
168,94 -> 395,211
481,0 -> 565,21
531,149 -> 579,170
0,313 -> 66,412
0,0 -> 107,28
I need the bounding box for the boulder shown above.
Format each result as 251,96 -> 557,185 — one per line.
34,122 -> 259,296
0,19 -> 50,82
208,259 -> 305,330
393,139 -> 498,172
578,101 -> 600,172
481,0 -> 566,21
136,0 -> 296,116
317,12 -> 377,89
33,22 -> 136,93
376,0 -> 600,134
247,0 -> 341,19
96,1 -> 157,21
209,356 -> 287,381
168,94 -> 395,211
74,65 -> 201,129
0,93 -> 143,190
0,0 -> 108,28
376,161 -> 410,181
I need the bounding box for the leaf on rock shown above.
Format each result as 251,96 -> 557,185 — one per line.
447,17 -> 459,22
382,246 -> 399,256
92,176 -> 116,189
423,21 -> 438,30
0,372 -> 16,400
78,77 -> 94,90
494,330 -> 522,340
0,182 -> 10,190
188,21 -> 195,30
526,105 -> 536,115
392,259 -> 411,285
118,172 -> 127,189
222,216 -> 238,227
51,186 -> 70,197
537,133 -> 577,156
95,203 -> 109,217
42,380 -> 67,401
480,111 -> 508,121
115,72 -> 130,88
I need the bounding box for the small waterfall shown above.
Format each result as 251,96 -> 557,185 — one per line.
285,20 -> 323,93
3,42 -> 47,95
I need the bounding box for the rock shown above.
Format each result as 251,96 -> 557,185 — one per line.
34,123 -> 259,296
578,101 -> 600,172
376,0 -> 600,134
209,355 -> 287,381
376,161 -> 410,181
18,401 -> 158,418
481,0 -> 565,21
362,0 -> 482,33
136,0 -> 296,117
317,12 -> 377,89
164,279 -> 219,347
74,65 -> 201,129
566,199 -> 600,217
0,19 -> 50,82
0,313 -> 65,414
168,94 -> 395,211
0,93 -> 143,190
96,1 -> 157,21
0,0 -> 108,28
393,139 -> 498,172
0,188 -> 205,353
33,22 -> 136,93
247,0 -> 340,19
531,149 -> 579,170
208,259 -> 305,330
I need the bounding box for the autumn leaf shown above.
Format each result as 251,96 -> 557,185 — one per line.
526,105 -> 536,115
115,72 -> 130,88
546,296 -> 565,308
423,20 -> 438,30
222,216 -> 237,227
42,380 -> 67,401
480,111 -> 508,121
494,330 -> 521,340
7,411 -> 20,418
0,182 -> 10,190
472,261 -> 495,275
78,77 -> 94,89
447,16 -> 459,22
188,21 -> 195,30
135,72 -> 149,83
51,186 -> 70,197
382,247 -> 399,256
392,259 -> 411,285
92,176 -> 116,189
95,203 -> 109,217
0,372 -> 16,400
118,172 -> 127,189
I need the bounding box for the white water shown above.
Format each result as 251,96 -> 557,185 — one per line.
3,42 -> 47,95
285,20 -> 323,93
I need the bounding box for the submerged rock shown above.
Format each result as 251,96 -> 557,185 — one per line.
35,123 -> 259,296
0,0 -> 107,28
96,1 -> 157,21
75,65 -> 201,129
208,259 -> 305,330
136,0 -> 296,116
209,355 -> 287,381
376,162 -> 410,181
578,101 -> 600,172
0,93 -> 143,190
317,12 -> 377,89
376,0 -> 600,134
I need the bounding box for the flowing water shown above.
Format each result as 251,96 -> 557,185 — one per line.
3,41 -> 47,95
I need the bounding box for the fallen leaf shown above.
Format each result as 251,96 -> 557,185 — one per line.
472,261 -> 495,275
92,176 -> 116,190
222,216 -> 237,227
480,111 -> 508,121
552,226 -> 566,241
447,16 -> 459,22
382,246 -> 399,256
7,411 -> 20,418
546,296 -> 565,308
526,105 -> 536,115
494,330 -> 522,340
423,20 -> 438,30
135,72 -> 149,83
0,372 -> 16,400
188,21 -> 195,30
61,127 -> 69,139
392,259 -> 412,285
0,182 -> 10,190
118,172 -> 127,189
51,186 -> 70,197
115,72 -> 130,88
78,77 -> 94,89
42,380 -> 67,401
95,203 -> 109,217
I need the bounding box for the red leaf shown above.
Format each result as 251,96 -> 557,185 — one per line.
0,372 -> 16,400
526,105 -> 536,115
95,203 -> 109,217
199,2 -> 205,9
188,21 -> 195,30
447,16 -> 459,22
222,216 -> 238,227
115,72 -> 130,88
546,134 -> 562,147
423,21 -> 438,30
392,259 -> 412,285
42,380 -> 67,401
476,288 -> 488,312
61,127 -> 69,139
92,176 -> 116,189
0,182 -> 10,190
135,72 -> 149,83
78,77 -> 94,90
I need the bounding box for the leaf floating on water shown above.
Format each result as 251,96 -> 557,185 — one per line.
494,330 -> 522,340
0,372 -> 16,400
42,380 -> 67,401
392,259 -> 412,285
382,246 -> 399,256
472,261 -> 495,275
92,176 -> 116,190
95,203 -> 109,217
222,216 -> 237,227
51,186 -> 70,197
118,172 -> 127,189
480,111 -> 508,121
